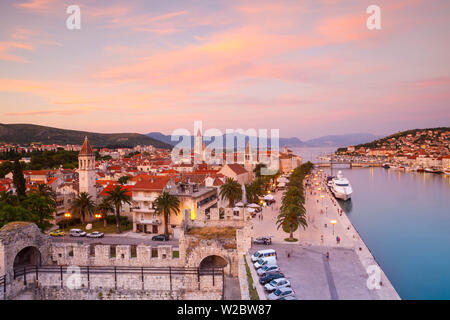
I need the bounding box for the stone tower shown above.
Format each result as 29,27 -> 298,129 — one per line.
194,129 -> 203,163
78,136 -> 96,202
244,140 -> 254,172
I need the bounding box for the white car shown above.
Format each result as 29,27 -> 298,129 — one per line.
267,287 -> 296,300
264,278 -> 291,292
257,265 -> 280,276
69,229 -> 86,237
86,231 -> 104,238
254,256 -> 277,269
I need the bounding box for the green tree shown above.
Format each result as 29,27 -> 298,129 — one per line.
245,180 -> 264,204
253,163 -> 267,179
22,193 -> 55,231
12,159 -> 26,199
154,192 -> 180,238
118,176 -> 130,185
71,192 -> 96,224
219,178 -> 242,208
0,190 -> 19,206
0,202 -> 32,228
35,184 -> 56,201
276,203 -> 307,241
97,197 -> 114,228
106,185 -> 132,234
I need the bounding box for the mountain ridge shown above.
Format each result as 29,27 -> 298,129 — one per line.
146,132 -> 380,148
0,123 -> 172,149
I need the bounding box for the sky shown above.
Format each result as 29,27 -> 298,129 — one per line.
0,0 -> 449,140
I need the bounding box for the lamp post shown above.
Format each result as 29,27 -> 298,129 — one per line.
63,212 -> 71,232
330,219 -> 337,235
320,194 -> 325,207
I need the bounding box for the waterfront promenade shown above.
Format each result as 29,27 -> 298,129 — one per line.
251,171 -> 400,300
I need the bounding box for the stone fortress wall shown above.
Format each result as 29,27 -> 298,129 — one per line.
0,212 -> 252,300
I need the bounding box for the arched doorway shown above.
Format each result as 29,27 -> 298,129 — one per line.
13,246 -> 41,269
199,255 -> 229,274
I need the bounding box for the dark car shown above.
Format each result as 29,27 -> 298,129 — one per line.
152,234 -> 169,241
253,237 -> 272,245
259,272 -> 285,285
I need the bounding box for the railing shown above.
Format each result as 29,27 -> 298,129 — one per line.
13,265 -> 224,292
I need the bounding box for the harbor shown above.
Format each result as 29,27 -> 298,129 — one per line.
251,168 -> 400,300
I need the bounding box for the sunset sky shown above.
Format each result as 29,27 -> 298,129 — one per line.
0,0 -> 449,140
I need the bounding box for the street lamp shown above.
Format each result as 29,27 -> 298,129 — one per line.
320,194 -> 325,206
63,212 -> 71,232
330,219 -> 337,235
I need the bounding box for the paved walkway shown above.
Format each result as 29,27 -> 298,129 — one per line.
250,170 -> 400,300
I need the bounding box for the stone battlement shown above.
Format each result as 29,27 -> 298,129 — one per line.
51,243 -> 182,268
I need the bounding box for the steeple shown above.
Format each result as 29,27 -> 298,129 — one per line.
80,136 -> 94,155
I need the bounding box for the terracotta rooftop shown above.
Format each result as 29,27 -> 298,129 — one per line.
133,176 -> 171,192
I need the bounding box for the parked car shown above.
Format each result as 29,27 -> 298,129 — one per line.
50,230 -> 65,237
254,256 -> 277,269
264,278 -> 291,292
86,231 -> 104,238
257,265 -> 280,277
279,295 -> 297,300
69,229 -> 86,237
259,272 -> 285,285
251,249 -> 276,262
253,237 -> 272,245
267,287 -> 296,300
152,234 -> 169,241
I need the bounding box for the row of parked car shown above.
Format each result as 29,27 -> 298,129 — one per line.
50,229 -> 105,238
251,249 -> 297,300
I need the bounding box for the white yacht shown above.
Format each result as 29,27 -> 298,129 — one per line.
331,171 -> 353,201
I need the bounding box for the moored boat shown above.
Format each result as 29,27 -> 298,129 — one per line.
331,171 -> 353,201
425,167 -> 442,174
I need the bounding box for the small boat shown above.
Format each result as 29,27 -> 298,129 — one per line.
444,168 -> 450,176
416,167 -> 425,173
425,167 -> 442,174
382,163 -> 390,169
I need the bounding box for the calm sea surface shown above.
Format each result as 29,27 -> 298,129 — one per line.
327,167 -> 450,300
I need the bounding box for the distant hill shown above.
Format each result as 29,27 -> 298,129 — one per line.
0,124 -> 172,149
147,132 -> 378,148
352,127 -> 450,150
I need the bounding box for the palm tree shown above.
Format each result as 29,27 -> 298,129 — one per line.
71,192 -> 96,224
245,181 -> 264,204
97,198 -> 114,227
118,176 -> 130,185
253,163 -> 267,178
35,184 -> 56,202
276,203 -> 307,241
219,178 -> 242,208
106,185 -> 132,234
154,192 -> 180,238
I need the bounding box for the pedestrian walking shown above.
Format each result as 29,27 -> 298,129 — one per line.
321,235 -> 324,243
326,252 -> 329,259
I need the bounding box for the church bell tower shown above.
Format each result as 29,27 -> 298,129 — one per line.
78,136 -> 96,202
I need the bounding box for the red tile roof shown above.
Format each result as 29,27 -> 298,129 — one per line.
133,176 -> 171,192
225,163 -> 248,175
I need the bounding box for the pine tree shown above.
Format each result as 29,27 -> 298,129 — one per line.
12,159 -> 26,199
